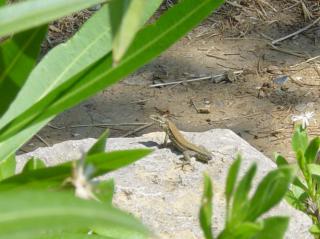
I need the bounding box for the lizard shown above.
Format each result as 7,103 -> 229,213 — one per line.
150,115 -> 212,165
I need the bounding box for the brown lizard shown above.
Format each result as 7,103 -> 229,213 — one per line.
150,115 -> 212,164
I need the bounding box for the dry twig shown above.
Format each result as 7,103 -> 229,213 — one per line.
272,17 -> 320,44
149,71 -> 243,88
290,55 -> 320,68
268,43 -> 307,58
35,134 -> 50,147
121,123 -> 153,137
70,123 -> 148,128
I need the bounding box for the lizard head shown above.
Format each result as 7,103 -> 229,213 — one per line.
149,114 -> 168,125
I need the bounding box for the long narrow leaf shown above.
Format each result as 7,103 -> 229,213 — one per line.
285,188 -> 307,212
199,174 -> 214,239
0,149 -> 151,191
0,153 -> 15,180
0,190 -> 148,239
275,154 -> 308,192
308,164 -> 320,176
110,0 -> 162,62
0,119 -> 48,162
305,137 -> 320,164
0,0 -> 106,37
292,125 -> 308,153
0,4 -> 112,160
87,130 -> 109,156
230,164 -> 257,223
0,4 -> 112,129
0,0 -> 225,144
45,233 -> 108,239
225,155 -> 241,208
251,217 -> 289,239
0,26 -> 47,116
22,157 -> 46,172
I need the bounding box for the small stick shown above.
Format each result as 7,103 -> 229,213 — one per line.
290,55 -> 320,68
121,123 -> 153,137
257,0 -> 277,12
289,75 -> 320,86
149,71 -> 243,88
257,31 -> 274,41
35,134 -> 50,147
190,99 -> 200,113
206,53 -> 227,60
283,1 -> 300,11
223,53 -> 240,56
272,17 -> 320,45
70,123 -> 148,128
216,63 -> 243,70
314,64 -> 320,78
47,123 -> 65,130
268,43 -> 307,58
129,98 -> 151,104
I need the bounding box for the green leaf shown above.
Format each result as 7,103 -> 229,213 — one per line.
0,190 -> 148,239
0,26 -> 47,116
22,157 -> 46,172
275,154 -> 289,166
225,155 -> 241,211
0,4 -> 113,160
247,166 -> 295,221
307,163 -> 320,176
233,222 -> 262,239
252,217 -> 289,239
109,0 -> 162,62
0,153 -> 15,180
0,0 -> 5,7
296,150 -> 309,179
87,130 -> 109,156
0,0 -> 225,145
218,222 -> 262,239
0,119 -> 49,162
87,149 -> 152,178
275,154 -> 308,191
94,179 -> 114,204
0,149 -> 151,191
0,0 -> 106,37
305,137 -> 320,164
292,125 -> 308,153
310,224 -> 320,235
199,174 -> 213,239
45,232 -> 109,239
230,164 -> 257,223
93,224 -> 148,239
292,176 -> 308,193
0,3 -> 112,130
285,187 -> 307,212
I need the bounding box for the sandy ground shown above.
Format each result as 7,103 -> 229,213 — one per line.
20,0 -> 320,162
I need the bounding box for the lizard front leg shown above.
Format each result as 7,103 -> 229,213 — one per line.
163,132 -> 169,147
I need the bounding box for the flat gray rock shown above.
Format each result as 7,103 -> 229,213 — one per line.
17,129 -> 311,239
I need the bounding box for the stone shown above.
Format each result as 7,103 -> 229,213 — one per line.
17,129 -> 311,238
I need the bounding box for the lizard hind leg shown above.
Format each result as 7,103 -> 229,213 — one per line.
175,151 -> 195,171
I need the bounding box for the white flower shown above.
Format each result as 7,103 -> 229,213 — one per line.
72,160 -> 98,201
291,111 -> 315,129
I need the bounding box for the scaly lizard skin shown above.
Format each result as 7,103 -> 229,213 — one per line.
150,115 -> 212,163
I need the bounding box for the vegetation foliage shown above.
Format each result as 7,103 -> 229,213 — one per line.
0,0 -> 224,238
1,0 -> 318,238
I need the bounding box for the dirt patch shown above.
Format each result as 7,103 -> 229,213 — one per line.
21,1 -> 320,162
